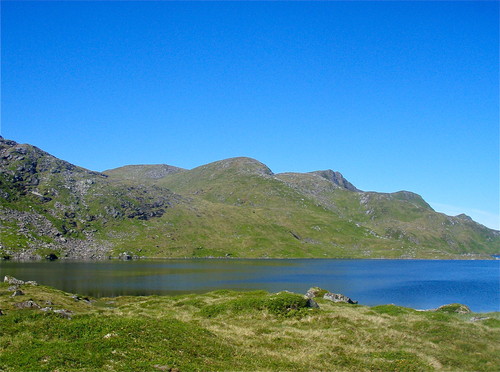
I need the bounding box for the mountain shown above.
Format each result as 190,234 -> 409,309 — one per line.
0,137 -> 181,259
1,137 -> 498,260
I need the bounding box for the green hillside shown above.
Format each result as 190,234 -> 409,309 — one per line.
1,137 -> 498,260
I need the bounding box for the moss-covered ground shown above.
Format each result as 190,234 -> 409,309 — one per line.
1,282 -> 499,371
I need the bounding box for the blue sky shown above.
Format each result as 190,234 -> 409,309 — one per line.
1,1 -> 498,229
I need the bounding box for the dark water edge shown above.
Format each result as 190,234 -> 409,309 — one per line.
1,259 -> 499,313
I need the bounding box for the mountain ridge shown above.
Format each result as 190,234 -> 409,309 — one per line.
1,137 -> 498,260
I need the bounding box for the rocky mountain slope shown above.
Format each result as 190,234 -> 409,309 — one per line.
1,137 -> 498,260
0,137 -> 182,259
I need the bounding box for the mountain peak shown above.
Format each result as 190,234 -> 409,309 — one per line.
0,136 -> 104,178
456,213 -> 473,222
309,170 -> 360,192
203,157 -> 274,176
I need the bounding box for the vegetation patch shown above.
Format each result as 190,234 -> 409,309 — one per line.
370,304 -> 416,316
199,291 -> 312,318
435,303 -> 471,314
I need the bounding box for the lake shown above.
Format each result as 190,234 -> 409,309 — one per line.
1,259 -> 498,312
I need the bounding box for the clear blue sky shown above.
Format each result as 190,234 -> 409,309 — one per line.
2,1 -> 499,229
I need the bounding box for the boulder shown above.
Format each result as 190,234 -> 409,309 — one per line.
304,287 -> 329,299
11,289 -> 24,297
4,275 -> 24,285
323,292 -> 358,304
53,309 -> 72,319
119,252 -> 133,260
45,253 -> 58,261
306,298 -> 320,308
14,300 -> 41,309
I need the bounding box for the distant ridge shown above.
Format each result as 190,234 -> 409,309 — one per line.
104,164 -> 186,182
1,136 -> 498,260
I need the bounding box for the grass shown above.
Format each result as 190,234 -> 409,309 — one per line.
1,282 -> 499,371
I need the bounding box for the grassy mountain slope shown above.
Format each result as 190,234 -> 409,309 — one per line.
1,137 -> 498,259
103,164 -> 185,184
277,172 -> 498,257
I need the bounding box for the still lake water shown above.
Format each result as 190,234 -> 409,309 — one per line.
1,259 -> 498,312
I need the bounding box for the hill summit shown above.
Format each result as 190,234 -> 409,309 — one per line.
1,137 -> 498,260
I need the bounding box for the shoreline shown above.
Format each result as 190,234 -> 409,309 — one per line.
1,254 -> 497,262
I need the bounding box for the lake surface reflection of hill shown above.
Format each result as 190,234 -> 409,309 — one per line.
1,259 -> 498,312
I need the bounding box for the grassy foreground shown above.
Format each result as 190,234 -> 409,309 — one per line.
0,282 -> 499,371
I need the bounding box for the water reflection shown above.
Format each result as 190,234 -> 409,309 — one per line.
0,259 -> 498,312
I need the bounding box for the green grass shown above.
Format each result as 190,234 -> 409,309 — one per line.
0,282 -> 499,371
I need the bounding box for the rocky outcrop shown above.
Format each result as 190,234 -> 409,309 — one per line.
14,299 -> 41,309
305,287 -> 329,299
0,137 -> 181,260
4,276 -> 37,286
304,287 -> 358,304
323,292 -> 358,304
310,170 -> 360,192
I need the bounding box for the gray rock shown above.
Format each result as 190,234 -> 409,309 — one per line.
45,253 -> 58,261
8,285 -> 19,291
305,287 -> 328,299
323,292 -> 358,304
470,316 -> 490,322
4,276 -> 38,286
14,299 -> 41,309
119,252 -> 132,260
53,309 -> 72,319
4,275 -> 24,285
309,170 -> 360,192
11,289 -> 24,297
306,298 -> 320,308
